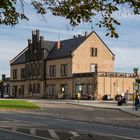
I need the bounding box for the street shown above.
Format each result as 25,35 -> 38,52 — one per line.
0,101 -> 140,140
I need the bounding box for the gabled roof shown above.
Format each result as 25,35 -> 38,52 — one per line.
47,31 -> 114,60
93,31 -> 114,56
47,36 -> 86,60
10,47 -> 28,65
10,31 -> 114,64
10,40 -> 55,65
42,40 -> 56,52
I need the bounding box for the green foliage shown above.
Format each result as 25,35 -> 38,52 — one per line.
136,79 -> 140,83
0,100 -> 40,109
0,0 -> 140,38
0,80 -> 3,91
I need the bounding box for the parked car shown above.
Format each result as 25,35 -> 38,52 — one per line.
80,94 -> 93,100
3,94 -> 10,98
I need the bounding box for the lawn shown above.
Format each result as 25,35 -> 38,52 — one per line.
0,100 -> 40,110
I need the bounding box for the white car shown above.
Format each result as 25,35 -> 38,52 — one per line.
4,94 -> 10,98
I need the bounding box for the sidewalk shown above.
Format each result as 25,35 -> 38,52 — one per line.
27,99 -> 140,117
65,100 -> 140,117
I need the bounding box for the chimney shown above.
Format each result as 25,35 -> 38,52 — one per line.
56,41 -> 61,49
36,29 -> 40,41
78,34 -> 82,37
32,30 -> 36,35
28,39 -> 31,46
40,36 -> 44,42
32,30 -> 36,44
85,31 -> 88,37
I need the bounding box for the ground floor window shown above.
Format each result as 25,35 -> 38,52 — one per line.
28,83 -> 40,96
61,84 -> 68,99
75,84 -> 94,99
47,85 -> 56,95
12,85 -> 17,98
19,85 -> 24,97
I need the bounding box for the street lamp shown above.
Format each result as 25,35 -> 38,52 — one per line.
62,87 -> 65,99
113,82 -> 116,98
77,85 -> 82,103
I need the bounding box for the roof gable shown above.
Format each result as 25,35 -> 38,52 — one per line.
92,31 -> 114,56
10,47 -> 28,65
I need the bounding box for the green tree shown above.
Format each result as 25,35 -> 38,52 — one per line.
0,0 -> 140,38
0,80 -> 3,92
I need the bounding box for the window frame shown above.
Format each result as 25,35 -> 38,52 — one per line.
13,69 -> 17,79
61,64 -> 68,76
90,47 -> 97,57
49,65 -> 56,77
21,68 -> 25,79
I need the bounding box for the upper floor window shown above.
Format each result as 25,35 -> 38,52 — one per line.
21,68 -> 25,79
50,65 -> 56,77
13,69 -> 17,79
90,47 -> 97,57
61,64 -> 68,76
90,64 -> 97,72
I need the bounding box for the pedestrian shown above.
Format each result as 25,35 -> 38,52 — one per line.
135,94 -> 140,111
117,95 -> 122,106
77,92 -> 81,103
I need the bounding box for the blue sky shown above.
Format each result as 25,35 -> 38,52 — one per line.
0,9 -> 140,78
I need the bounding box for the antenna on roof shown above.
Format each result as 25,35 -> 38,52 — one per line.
58,32 -> 60,41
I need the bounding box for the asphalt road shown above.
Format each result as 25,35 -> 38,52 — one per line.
0,110 -> 140,140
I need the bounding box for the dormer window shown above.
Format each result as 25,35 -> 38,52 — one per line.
90,47 -> 97,57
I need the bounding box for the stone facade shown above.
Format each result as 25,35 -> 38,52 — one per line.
9,30 -> 136,100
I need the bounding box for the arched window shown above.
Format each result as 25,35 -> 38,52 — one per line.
29,83 -> 32,92
33,83 -> 36,94
37,83 -> 40,93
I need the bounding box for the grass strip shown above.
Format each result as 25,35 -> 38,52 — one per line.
0,100 -> 40,110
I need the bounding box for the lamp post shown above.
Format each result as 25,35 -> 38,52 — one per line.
113,82 -> 116,99
62,87 -> 65,99
78,85 -> 82,103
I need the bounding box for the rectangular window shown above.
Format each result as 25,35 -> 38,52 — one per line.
61,64 -> 68,76
21,68 -> 25,79
50,65 -> 56,77
90,64 -> 97,72
87,84 -> 93,94
82,84 -> 86,95
90,48 -> 97,57
13,69 -> 17,79
48,85 -> 56,95
12,85 -> 17,97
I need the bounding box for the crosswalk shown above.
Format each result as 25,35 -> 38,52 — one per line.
0,126 -> 81,140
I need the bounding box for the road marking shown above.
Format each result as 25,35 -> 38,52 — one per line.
48,129 -> 60,140
70,131 -> 80,137
5,118 -> 48,126
30,128 -> 36,135
0,127 -> 54,140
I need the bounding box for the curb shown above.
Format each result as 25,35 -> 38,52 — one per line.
67,102 -> 140,117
